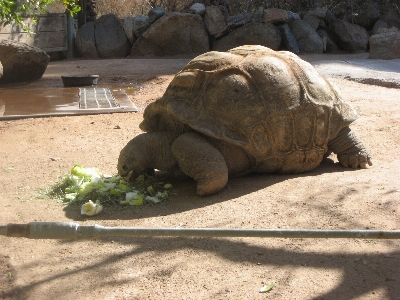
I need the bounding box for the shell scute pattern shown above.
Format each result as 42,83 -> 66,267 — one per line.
140,45 -> 359,171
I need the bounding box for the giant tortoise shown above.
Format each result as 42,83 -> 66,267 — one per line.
118,45 -> 372,196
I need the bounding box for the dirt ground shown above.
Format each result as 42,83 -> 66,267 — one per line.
0,51 -> 399,300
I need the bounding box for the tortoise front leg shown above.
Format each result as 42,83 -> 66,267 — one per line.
328,127 -> 373,169
171,132 -> 228,196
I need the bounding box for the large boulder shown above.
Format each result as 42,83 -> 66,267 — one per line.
317,29 -> 338,52
0,40 -> 50,83
382,4 -> 400,28
76,14 -> 130,58
133,15 -> 151,38
215,13 -> 251,38
277,23 -> 300,53
287,11 -> 300,21
303,14 -> 322,30
95,14 -> 131,58
204,5 -> 226,37
371,19 -> 388,36
148,7 -> 166,24
131,12 -> 210,57
226,13 -> 251,30
329,19 -> 369,52
190,3 -> 206,15
289,19 -> 323,53
76,22 -> 99,58
262,8 -> 288,23
346,2 -> 380,31
369,28 -> 400,59
213,22 -> 281,52
252,7 -> 264,23
123,16 -> 136,45
309,7 -> 327,19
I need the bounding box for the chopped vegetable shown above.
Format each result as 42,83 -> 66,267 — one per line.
145,196 -> 161,203
52,164 -> 173,209
121,191 -> 145,205
81,200 -> 103,216
130,198 -> 144,206
259,284 -> 275,293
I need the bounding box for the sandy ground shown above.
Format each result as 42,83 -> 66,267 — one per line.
0,51 -> 399,300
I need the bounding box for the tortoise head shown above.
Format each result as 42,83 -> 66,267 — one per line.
117,135 -> 152,182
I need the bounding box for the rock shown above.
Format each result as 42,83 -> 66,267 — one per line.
95,14 -> 131,58
123,15 -> 136,45
218,5 -> 229,16
325,10 -> 336,23
303,14 -> 321,30
76,21 -> 99,58
289,19 -> 323,53
131,38 -> 163,57
213,22 -> 281,52
371,19 -> 388,36
287,11 -> 300,21
262,8 -> 288,23
216,12 -> 251,38
204,5 -> 226,37
252,6 -> 264,23
131,12 -> 209,57
148,7 -> 166,24
134,15 -> 151,37
309,7 -> 327,19
277,23 -> 300,53
329,19 -> 369,52
382,4 -> 400,28
360,3 -> 381,30
226,13 -> 251,29
0,40 -> 50,83
352,2 -> 381,31
317,29 -> 338,52
76,15 -> 130,59
190,3 -> 206,15
320,36 -> 327,52
369,28 -> 400,59
376,27 -> 399,34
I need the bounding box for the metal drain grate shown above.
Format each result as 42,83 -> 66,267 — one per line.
79,88 -> 119,109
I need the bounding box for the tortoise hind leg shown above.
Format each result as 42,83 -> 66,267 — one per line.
171,132 -> 228,196
328,127 -> 373,169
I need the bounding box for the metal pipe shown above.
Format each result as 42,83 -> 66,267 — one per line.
1,222 -> 399,240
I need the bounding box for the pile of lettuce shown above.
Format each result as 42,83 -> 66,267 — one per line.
57,164 -> 173,207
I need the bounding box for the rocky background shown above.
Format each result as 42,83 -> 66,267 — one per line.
75,0 -> 400,60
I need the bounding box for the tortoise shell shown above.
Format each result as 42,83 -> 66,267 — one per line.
139,45 -> 358,173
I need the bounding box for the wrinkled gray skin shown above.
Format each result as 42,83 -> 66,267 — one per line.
118,45 -> 372,196
119,131 -> 255,195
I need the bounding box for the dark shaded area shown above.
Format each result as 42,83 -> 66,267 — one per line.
2,236 -> 399,299
60,158 -> 369,222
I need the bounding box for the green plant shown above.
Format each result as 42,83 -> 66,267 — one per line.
0,0 -> 80,33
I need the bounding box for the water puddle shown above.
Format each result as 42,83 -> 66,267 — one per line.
0,85 -> 138,120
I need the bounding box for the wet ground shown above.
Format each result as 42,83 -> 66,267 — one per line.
0,86 -> 77,116
0,57 -> 192,119
0,84 -> 138,119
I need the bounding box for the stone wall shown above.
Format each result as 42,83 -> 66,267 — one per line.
75,2 -> 400,59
